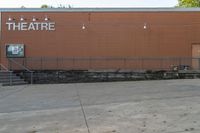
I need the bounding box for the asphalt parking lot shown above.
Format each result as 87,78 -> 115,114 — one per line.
0,79 -> 200,133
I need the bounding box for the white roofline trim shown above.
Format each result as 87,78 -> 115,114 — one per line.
1,8 -> 200,12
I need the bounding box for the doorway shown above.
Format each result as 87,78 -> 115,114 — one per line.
192,44 -> 200,70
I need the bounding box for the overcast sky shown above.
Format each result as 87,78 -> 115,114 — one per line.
0,0 -> 178,8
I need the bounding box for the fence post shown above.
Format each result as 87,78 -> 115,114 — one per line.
8,59 -> 11,70
179,57 -> 182,66
73,58 -> 75,69
9,71 -> 12,86
30,72 -> 33,84
141,58 -> 144,70
41,57 -> 43,70
89,58 -> 92,69
124,58 -> 126,69
56,57 -> 59,70
24,58 -> 27,68
23,58 -> 25,67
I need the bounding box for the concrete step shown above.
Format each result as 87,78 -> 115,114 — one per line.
2,81 -> 28,86
0,73 -> 20,80
0,75 -> 20,78
0,71 -> 28,86
0,78 -> 25,83
0,71 -> 13,76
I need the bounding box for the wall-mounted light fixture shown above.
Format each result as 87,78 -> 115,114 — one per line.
143,23 -> 147,30
20,16 -> 24,21
8,17 -> 12,21
44,16 -> 49,21
82,24 -> 86,30
32,17 -> 36,21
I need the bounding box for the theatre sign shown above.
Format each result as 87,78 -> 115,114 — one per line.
6,22 -> 55,31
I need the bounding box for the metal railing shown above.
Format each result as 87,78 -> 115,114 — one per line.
8,58 -> 34,84
0,63 -> 13,86
7,57 -> 200,71
0,64 -> 9,71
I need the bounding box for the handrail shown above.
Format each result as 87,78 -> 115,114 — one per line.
0,64 -> 13,85
8,58 -> 33,72
0,64 -> 10,71
8,58 -> 34,84
10,57 -> 200,71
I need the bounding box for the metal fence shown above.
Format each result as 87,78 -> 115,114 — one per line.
8,58 -> 33,84
7,57 -> 200,71
0,64 -> 9,71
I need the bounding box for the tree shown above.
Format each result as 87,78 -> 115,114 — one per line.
41,4 -> 50,8
41,4 -> 73,8
177,0 -> 200,7
57,4 -> 73,8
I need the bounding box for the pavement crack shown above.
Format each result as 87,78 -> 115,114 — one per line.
75,84 -> 91,133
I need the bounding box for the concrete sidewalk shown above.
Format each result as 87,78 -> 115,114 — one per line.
0,79 -> 200,133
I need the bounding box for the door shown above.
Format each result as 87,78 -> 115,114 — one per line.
192,44 -> 200,70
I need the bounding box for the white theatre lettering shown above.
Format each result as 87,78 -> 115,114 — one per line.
6,22 -> 55,31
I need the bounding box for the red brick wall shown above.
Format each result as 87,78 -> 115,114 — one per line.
1,12 -> 200,70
